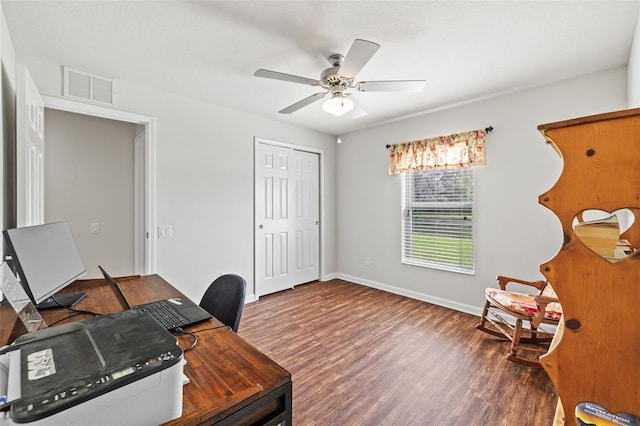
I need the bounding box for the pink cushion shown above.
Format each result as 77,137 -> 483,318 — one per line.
485,288 -> 563,321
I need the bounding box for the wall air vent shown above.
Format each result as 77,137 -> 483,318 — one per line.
63,67 -> 116,105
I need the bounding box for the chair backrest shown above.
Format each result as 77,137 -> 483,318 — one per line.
199,274 -> 246,332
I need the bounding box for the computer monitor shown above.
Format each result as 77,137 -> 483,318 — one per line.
3,221 -> 86,309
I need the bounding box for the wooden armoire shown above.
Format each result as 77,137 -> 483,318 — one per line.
537,108 -> 640,425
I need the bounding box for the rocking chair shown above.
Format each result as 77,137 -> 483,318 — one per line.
475,275 -> 562,367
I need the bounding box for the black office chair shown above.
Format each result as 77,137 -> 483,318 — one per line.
199,274 -> 246,333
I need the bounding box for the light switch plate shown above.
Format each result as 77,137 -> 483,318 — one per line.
90,223 -> 100,234
158,225 -> 173,238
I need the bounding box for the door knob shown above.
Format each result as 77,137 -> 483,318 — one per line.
258,224 -> 263,229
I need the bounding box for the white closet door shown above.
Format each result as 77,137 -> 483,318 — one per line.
16,65 -> 45,227
291,149 -> 319,284
255,142 -> 319,297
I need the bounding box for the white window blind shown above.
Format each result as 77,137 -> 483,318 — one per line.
401,168 -> 474,274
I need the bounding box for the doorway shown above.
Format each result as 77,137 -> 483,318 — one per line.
42,95 -> 157,276
44,109 -> 137,278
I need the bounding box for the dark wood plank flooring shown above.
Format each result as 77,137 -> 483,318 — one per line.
239,279 -> 556,425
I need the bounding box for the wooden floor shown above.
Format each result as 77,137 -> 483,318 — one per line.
239,279 -> 557,426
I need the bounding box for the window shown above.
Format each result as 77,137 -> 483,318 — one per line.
401,168 -> 474,274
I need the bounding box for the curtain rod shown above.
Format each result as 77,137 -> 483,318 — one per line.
385,126 -> 493,149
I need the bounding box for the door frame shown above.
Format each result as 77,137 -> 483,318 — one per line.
42,95 -> 157,275
253,137 -> 325,300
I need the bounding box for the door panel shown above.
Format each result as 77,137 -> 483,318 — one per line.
291,150 -> 319,283
256,143 -> 293,296
17,65 -> 45,226
255,142 -> 319,297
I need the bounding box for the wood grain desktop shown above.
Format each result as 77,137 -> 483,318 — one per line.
0,274 -> 291,426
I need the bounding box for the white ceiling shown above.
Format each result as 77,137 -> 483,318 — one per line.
3,1 -> 639,135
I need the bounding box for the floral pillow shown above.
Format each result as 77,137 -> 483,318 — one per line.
485,288 -> 563,321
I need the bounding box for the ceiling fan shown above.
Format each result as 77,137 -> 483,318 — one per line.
254,39 -> 426,118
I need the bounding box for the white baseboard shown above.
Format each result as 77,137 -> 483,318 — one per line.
333,273 -> 483,317
250,273 -> 481,317
320,272 -> 339,281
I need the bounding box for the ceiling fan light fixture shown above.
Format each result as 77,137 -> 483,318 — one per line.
322,93 -> 354,116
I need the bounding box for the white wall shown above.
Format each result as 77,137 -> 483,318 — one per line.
336,67 -> 628,315
1,3 -> 16,261
16,55 -> 337,303
44,109 -> 136,278
629,9 -> 640,107
0,10 -> 4,262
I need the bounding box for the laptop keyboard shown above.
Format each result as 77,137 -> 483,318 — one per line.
132,300 -> 189,330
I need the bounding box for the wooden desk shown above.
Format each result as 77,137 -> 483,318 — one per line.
0,275 -> 292,426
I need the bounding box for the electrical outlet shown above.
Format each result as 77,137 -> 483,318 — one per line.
365,256 -> 371,266
90,223 -> 100,234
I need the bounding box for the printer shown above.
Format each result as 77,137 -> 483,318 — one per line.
0,309 -> 184,425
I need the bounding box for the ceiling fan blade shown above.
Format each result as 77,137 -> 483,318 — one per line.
356,80 -> 426,92
338,39 -> 380,77
254,69 -> 321,86
279,92 -> 325,114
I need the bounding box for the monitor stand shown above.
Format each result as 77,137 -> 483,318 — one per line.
36,293 -> 87,310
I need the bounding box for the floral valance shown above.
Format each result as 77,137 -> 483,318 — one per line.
388,129 -> 487,174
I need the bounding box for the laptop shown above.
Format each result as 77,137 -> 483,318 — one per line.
98,265 -> 212,330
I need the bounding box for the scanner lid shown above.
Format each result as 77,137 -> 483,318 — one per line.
12,309 -> 182,398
